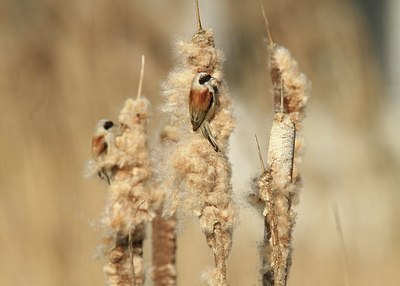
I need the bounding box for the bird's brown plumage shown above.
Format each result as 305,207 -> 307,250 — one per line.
92,136 -> 108,158
189,88 -> 213,131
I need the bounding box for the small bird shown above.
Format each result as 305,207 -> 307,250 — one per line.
189,72 -> 220,152
92,119 -> 117,184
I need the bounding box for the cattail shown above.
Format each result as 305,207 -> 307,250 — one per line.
254,3 -> 311,286
87,56 -> 157,286
151,125 -> 178,286
160,1 -> 236,285
151,208 -> 177,286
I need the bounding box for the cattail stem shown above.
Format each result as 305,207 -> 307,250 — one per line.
255,134 -> 267,172
260,0 -> 274,47
194,0 -> 203,31
333,204 -> 351,286
209,223 -> 227,284
137,55 -> 145,99
129,225 -> 146,286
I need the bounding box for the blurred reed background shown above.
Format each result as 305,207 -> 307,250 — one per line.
0,0 -> 399,285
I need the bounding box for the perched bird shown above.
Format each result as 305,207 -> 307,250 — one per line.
92,119 -> 117,184
189,72 -> 220,152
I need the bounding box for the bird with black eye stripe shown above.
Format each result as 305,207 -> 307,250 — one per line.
189,72 -> 220,152
91,119 -> 117,184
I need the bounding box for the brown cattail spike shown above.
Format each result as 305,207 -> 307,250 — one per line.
151,127 -> 178,286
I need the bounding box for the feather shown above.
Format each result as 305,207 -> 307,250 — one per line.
92,136 -> 108,158
189,88 -> 214,131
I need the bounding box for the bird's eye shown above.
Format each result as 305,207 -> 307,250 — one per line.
199,74 -> 212,85
103,121 -> 114,130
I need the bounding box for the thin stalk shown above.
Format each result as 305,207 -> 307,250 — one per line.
195,0 -> 203,31
137,55 -> 145,99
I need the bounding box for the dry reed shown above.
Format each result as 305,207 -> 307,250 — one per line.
253,3 -> 311,286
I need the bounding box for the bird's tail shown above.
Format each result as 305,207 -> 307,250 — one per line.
201,122 -> 220,152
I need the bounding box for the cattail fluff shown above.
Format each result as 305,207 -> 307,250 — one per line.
151,125 -> 178,286
94,97 -> 156,286
160,29 -> 236,286
270,45 -> 311,129
259,113 -> 296,286
257,32 -> 311,286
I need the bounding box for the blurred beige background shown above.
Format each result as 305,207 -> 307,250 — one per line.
1,0 -> 399,285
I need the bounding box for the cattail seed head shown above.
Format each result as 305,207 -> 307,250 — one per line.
160,29 -> 236,285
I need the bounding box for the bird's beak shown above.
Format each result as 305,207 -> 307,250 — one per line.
210,77 -> 221,84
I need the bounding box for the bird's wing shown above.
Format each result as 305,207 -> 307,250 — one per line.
92,136 -> 108,158
189,88 -> 214,131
